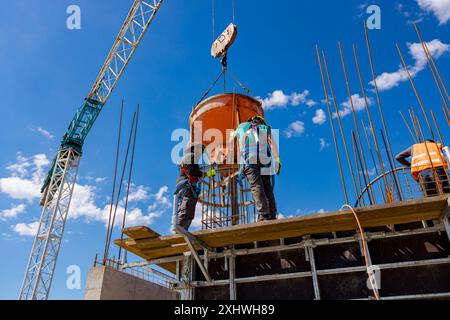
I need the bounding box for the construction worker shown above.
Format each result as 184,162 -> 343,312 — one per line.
396,140 -> 450,196
174,142 -> 207,231
229,115 -> 281,221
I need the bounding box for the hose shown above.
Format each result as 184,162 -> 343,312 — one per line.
340,204 -> 381,300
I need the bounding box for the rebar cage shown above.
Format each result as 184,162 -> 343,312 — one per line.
199,164 -> 258,230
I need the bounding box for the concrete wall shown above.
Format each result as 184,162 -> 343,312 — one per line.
84,266 -> 179,300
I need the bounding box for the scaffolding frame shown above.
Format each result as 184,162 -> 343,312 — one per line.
122,199 -> 450,300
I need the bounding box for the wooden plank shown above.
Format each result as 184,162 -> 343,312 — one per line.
113,239 -> 177,274
115,196 -> 449,264
124,236 -> 184,250
122,226 -> 160,239
157,262 -> 177,274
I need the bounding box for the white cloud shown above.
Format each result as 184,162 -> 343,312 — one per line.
12,221 -> 39,237
33,127 -> 54,140
312,109 -> 326,125
0,177 -> 41,202
1,151 -> 170,235
334,94 -> 374,118
95,177 -> 106,183
306,100 -> 318,107
284,121 -> 305,138
6,156 -> 31,178
409,39 -> 450,67
188,204 -> 203,231
417,0 -> 450,24
154,186 -> 171,208
84,176 -> 107,184
373,39 -> 450,91
295,208 -> 325,215
291,90 -> 317,107
127,185 -> 150,203
396,2 -> 425,24
277,213 -> 294,219
367,167 -> 378,177
0,204 -> 26,220
319,138 -> 330,151
259,90 -> 317,110
189,204 -> 224,231
0,153 -> 49,202
68,183 -> 171,228
260,90 -> 289,109
1,152 -> 170,234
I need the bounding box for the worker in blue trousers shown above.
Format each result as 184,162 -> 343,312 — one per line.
229,115 -> 281,221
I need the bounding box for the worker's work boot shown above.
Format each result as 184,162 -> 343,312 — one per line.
258,213 -> 272,222
267,213 -> 277,220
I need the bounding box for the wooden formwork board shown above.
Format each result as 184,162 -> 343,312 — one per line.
115,196 -> 449,274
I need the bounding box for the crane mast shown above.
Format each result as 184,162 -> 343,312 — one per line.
19,0 -> 164,300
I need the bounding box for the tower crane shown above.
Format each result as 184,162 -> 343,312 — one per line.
19,0 -> 164,300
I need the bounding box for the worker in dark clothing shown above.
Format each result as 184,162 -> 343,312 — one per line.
396,140 -> 450,196
229,115 -> 281,221
174,142 -> 206,230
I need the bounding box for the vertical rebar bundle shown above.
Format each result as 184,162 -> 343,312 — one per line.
316,24 -> 450,207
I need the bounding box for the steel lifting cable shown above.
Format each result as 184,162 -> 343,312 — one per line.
213,0 -> 235,38
232,0 -> 235,24
340,204 -> 381,300
226,69 -> 254,97
194,68 -> 254,108
194,69 -> 225,108
212,0 -> 215,41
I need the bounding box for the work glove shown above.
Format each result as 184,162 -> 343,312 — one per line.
275,158 -> 282,175
206,169 -> 217,178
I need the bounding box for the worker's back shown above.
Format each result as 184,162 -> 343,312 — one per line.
234,121 -> 272,167
411,141 -> 447,174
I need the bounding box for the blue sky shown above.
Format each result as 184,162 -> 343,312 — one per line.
0,0 -> 449,299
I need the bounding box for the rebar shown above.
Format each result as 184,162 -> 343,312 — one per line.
365,25 -> 403,201
353,44 -> 391,202
352,131 -> 370,206
339,42 -> 375,205
413,23 -> 450,117
118,105 -> 140,263
322,50 -> 360,201
430,110 -> 444,145
105,111 -> 137,255
397,44 -> 447,194
316,45 -> 349,204
399,111 -> 418,143
103,101 -> 124,263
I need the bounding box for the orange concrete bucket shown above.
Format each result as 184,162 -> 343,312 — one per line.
189,93 -> 263,164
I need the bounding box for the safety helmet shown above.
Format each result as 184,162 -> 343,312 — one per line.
248,115 -> 266,126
